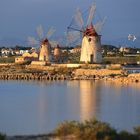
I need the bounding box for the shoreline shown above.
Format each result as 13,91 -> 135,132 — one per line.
0,64 -> 140,84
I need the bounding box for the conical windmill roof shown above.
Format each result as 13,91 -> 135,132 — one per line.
41,38 -> 49,45
84,24 -> 98,37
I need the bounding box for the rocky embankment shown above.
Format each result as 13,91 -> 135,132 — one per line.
0,65 -> 69,80
72,68 -> 123,79
106,73 -> 140,84
0,64 -> 140,83
72,68 -> 140,84
0,73 -> 67,80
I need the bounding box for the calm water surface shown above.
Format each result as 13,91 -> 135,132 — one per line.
0,80 -> 140,135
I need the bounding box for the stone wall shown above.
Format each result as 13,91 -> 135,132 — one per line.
31,61 -> 48,66
73,69 -> 122,77
0,63 -> 14,66
106,64 -> 122,70
30,63 -> 107,68
26,65 -> 55,71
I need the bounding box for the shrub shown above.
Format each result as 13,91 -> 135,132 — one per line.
54,121 -> 79,136
76,119 -> 118,140
53,119 -> 140,140
134,126 -> 140,139
0,133 -> 5,140
119,131 -> 137,140
53,118 -> 118,140
0,56 -> 15,63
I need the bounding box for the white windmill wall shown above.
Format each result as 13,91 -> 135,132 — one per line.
80,36 -> 102,63
53,47 -> 62,62
39,43 -> 52,61
54,47 -> 61,57
93,36 -> 102,63
80,36 -> 93,63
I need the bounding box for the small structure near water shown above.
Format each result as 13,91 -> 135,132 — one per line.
15,52 -> 38,64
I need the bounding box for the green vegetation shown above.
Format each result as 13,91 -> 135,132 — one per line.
1,119 -> 140,140
53,118 -> 140,140
0,56 -> 15,63
67,52 -> 80,63
102,45 -> 119,57
0,133 -> 5,140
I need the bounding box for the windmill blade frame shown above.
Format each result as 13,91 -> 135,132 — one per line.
46,27 -> 56,39
67,30 -> 82,43
36,25 -> 44,40
28,36 -> 39,47
94,16 -> 106,33
87,3 -> 96,26
50,40 -> 59,48
66,30 -> 82,47
74,8 -> 84,29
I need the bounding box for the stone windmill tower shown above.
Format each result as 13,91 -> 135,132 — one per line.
28,25 -> 55,62
54,44 -> 61,62
39,38 -> 52,61
67,3 -> 105,63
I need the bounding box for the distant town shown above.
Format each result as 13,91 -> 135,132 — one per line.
0,44 -> 140,64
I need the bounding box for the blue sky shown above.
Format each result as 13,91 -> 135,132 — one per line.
0,0 -> 139,45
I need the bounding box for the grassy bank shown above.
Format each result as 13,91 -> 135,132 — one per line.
103,56 -> 140,64
0,56 -> 139,64
0,57 -> 15,63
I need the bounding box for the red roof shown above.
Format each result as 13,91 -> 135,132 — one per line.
41,38 -> 49,45
84,24 -> 98,37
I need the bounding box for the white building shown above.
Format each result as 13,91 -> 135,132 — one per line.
80,24 -> 102,63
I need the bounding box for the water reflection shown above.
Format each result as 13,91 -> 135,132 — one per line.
79,80 -> 98,121
0,80 -> 140,135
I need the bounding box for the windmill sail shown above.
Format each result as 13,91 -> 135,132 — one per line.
28,37 -> 39,46
67,31 -> 81,42
94,17 -> 106,33
46,27 -> 56,39
74,8 -> 84,29
36,25 -> 44,40
87,3 -> 96,26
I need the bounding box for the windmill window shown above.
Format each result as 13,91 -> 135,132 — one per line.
88,38 -> 92,42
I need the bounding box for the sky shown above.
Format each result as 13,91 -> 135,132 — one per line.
0,0 -> 140,46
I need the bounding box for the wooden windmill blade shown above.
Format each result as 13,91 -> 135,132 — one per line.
46,27 -> 56,39
27,25 -> 44,48
74,8 -> 84,29
67,31 -> 81,42
36,25 -> 44,40
67,7 -> 84,46
94,17 -> 106,33
66,30 -> 82,47
27,36 -> 39,46
50,40 -> 59,48
87,3 -> 96,26
67,6 -> 85,43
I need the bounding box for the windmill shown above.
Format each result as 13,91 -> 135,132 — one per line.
67,3 -> 106,63
28,25 -> 56,62
53,44 -> 62,62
